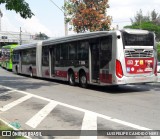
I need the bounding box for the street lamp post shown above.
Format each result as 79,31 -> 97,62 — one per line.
64,0 -> 68,36
0,9 -> 3,31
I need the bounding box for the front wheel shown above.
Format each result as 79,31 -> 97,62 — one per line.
79,72 -> 87,88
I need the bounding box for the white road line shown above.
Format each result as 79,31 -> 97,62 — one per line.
0,90 -> 15,97
0,85 -> 157,139
81,112 -> 97,130
0,94 -> 32,111
26,101 -> 58,128
80,112 -> 97,139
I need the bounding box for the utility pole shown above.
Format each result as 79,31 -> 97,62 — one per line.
0,9 -> 3,31
20,27 -> 22,45
64,0 -> 68,36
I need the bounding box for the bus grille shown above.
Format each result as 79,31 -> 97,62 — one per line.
125,50 -> 153,58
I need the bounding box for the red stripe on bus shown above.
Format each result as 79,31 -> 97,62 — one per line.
55,70 -> 68,78
31,68 -> 36,76
99,73 -> 112,83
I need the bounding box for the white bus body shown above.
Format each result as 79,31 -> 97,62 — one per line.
12,30 -> 157,87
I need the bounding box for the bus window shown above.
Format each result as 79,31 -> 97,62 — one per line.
61,44 -> 68,60
77,41 -> 89,60
22,51 -> 27,65
69,42 -> 76,60
13,52 -> 19,64
30,48 -> 36,65
55,45 -> 60,66
122,32 -> 154,46
42,47 -> 49,66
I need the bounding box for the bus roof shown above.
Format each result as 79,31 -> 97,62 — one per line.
13,29 -> 153,51
2,44 -> 18,49
14,31 -> 116,51
43,31 -> 115,46
14,43 -> 37,50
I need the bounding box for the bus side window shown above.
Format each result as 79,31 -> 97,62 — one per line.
42,47 -> 49,66
22,51 -> 27,65
77,41 -> 89,61
61,44 -> 68,60
55,45 -> 60,66
30,48 -> 36,65
69,42 -> 76,60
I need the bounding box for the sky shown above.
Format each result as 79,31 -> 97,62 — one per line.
0,0 -> 160,37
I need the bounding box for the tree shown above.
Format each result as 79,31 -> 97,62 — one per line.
63,0 -> 112,33
157,42 -> 160,61
151,9 -> 160,25
34,32 -> 49,40
0,0 -> 34,19
124,9 -> 160,41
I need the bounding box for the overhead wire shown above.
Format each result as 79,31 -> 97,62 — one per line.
48,0 -> 65,14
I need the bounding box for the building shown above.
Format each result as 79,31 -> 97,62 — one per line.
0,31 -> 34,48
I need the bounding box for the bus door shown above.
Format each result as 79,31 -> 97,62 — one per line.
99,36 -> 112,84
19,51 -> 22,73
90,39 -> 100,83
42,46 -> 50,77
50,47 -> 56,76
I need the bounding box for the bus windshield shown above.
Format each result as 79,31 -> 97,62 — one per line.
122,32 -> 154,46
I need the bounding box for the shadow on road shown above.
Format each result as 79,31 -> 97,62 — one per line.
1,68 -> 160,94
0,75 -> 59,91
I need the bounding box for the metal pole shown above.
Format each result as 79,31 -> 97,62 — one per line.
64,0 -> 68,36
0,9 -> 3,31
20,27 -> 22,45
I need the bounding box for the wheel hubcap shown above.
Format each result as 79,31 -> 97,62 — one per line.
81,76 -> 86,84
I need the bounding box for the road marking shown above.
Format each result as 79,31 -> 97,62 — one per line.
80,112 -> 97,139
0,85 -> 158,139
26,101 -> 58,128
0,90 -> 15,97
0,94 -> 32,111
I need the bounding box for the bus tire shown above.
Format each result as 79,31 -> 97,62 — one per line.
29,68 -> 33,77
68,71 -> 75,86
15,66 -> 18,74
79,72 -> 87,88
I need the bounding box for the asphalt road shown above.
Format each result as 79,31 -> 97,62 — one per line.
0,67 -> 160,139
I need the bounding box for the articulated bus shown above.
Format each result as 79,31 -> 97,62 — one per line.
1,44 -> 18,70
12,29 -> 157,87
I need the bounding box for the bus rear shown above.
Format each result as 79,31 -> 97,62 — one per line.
114,29 -> 157,85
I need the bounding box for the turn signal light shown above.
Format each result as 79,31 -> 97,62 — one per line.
116,59 -> 123,78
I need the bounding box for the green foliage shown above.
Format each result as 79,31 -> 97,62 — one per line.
63,0 -> 111,33
124,9 -> 160,41
124,22 -> 160,41
157,42 -> 160,61
34,32 -> 49,40
0,0 -> 34,18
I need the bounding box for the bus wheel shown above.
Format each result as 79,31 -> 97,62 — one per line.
29,68 -> 33,77
15,66 -> 18,74
68,71 -> 75,86
79,72 -> 87,88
